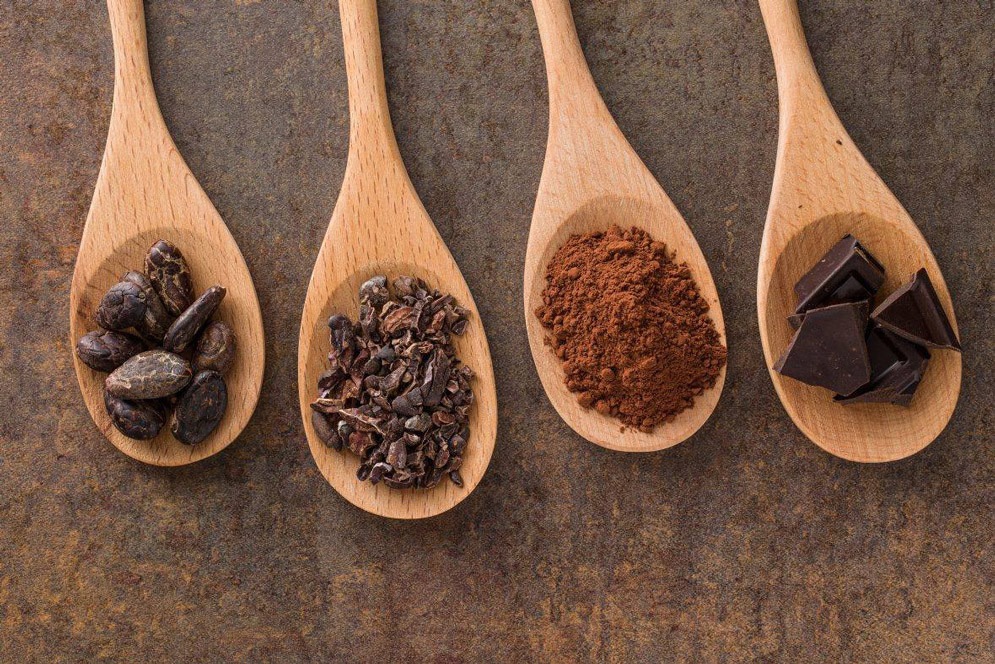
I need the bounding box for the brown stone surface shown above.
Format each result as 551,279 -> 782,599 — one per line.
1,1 -> 993,662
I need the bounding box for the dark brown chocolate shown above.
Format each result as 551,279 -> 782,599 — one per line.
774,301 -> 871,395
835,326 -> 930,406
871,268 -> 961,351
793,235 -> 885,315
788,298 -> 871,329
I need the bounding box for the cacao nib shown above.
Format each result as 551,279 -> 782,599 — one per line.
310,275 -> 473,490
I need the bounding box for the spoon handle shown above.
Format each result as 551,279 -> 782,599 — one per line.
531,0 -> 613,133
340,0 -> 402,162
758,0 -> 834,122
106,0 -> 162,126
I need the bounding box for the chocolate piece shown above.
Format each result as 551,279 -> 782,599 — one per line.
871,268 -> 960,351
835,326 -> 930,406
774,301 -> 871,395
788,298 -> 871,330
794,235 -> 885,315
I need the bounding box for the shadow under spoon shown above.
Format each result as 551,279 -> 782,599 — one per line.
523,0 -> 727,452
297,0 -> 497,519
757,0 -> 961,462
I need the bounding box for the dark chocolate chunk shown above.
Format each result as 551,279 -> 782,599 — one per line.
835,326 -> 930,406
774,301 -> 871,395
793,235 -> 885,315
871,268 -> 960,351
788,298 -> 870,329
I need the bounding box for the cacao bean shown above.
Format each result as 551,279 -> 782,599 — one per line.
171,370 -> 227,445
163,285 -> 226,353
192,320 -> 237,374
76,330 -> 146,372
104,389 -> 167,440
95,280 -> 146,331
145,239 -> 194,316
106,349 -> 192,399
122,270 -> 173,342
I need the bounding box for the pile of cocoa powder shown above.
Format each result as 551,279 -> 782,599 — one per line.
536,225 -> 726,432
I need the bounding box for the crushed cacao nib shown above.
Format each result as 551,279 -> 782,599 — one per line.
311,275 -> 474,490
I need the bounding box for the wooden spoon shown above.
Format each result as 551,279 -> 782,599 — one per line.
757,0 -> 961,462
297,0 -> 497,519
69,0 -> 265,466
523,0 -> 726,452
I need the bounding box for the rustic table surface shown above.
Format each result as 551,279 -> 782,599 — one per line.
2,2 -> 993,662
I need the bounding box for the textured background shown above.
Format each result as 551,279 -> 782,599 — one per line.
2,1 -> 993,662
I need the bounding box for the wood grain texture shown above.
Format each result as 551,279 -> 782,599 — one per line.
523,0 -> 726,452
297,0 -> 497,519
68,0 -> 265,466
757,0 -> 961,462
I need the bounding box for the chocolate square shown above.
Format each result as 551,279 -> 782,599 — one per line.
871,268 -> 961,351
793,235 -> 885,315
774,301 -> 871,395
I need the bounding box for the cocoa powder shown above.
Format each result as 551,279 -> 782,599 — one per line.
536,225 -> 726,432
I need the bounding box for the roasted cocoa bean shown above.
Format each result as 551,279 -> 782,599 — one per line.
171,370 -> 227,445
192,320 -> 237,374
163,285 -> 226,353
95,280 -> 147,331
76,330 -> 146,372
104,389 -> 167,440
106,349 -> 192,399
122,270 -> 173,342
145,240 -> 195,316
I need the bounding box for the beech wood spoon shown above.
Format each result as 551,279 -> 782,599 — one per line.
69,0 -> 265,466
523,0 -> 726,452
297,0 -> 497,519
758,0 -> 961,462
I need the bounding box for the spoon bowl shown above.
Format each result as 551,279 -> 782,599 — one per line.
69,0 -> 264,466
524,0 -> 726,452
761,212 -> 961,462
524,194 -> 725,452
300,260 -> 495,519
758,0 -> 961,461
297,0 -> 497,519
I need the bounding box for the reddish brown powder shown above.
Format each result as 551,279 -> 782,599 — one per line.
536,225 -> 727,432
